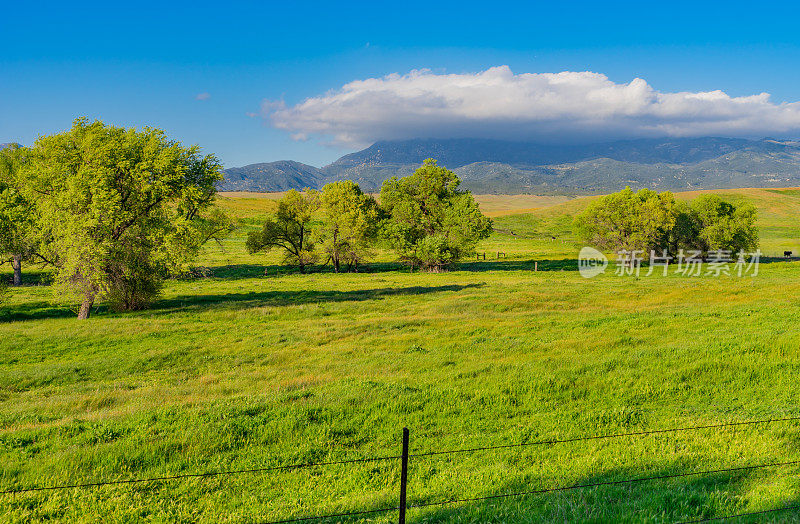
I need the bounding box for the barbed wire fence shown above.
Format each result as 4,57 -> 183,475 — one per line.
3,416 -> 800,522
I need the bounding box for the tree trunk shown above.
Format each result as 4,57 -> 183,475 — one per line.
333,256 -> 340,273
77,294 -> 95,320
11,255 -> 22,286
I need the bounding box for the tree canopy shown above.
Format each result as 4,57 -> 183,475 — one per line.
576,187 -> 758,256
0,144 -> 38,286
380,159 -> 492,271
315,181 -> 380,272
19,118 -> 228,318
684,195 -> 758,253
575,187 -> 678,253
246,189 -> 319,273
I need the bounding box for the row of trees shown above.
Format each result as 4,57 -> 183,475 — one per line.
0,119 -> 231,318
575,187 -> 759,254
3,124 -> 758,317
1,143 -> 492,316
246,159 -> 494,273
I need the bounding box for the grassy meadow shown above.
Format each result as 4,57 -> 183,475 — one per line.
1,188 -> 800,522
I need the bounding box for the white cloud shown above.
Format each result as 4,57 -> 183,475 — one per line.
195,92 -> 211,101
264,66 -> 800,148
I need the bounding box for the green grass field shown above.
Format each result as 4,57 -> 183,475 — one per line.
1,188 -> 800,523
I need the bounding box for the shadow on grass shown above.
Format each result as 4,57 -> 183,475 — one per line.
150,283 -> 486,314
759,256 -> 800,265
209,262 -> 411,280
1,283 -> 485,321
407,459 -> 800,523
0,270 -> 51,286
457,259 -> 579,272
453,255 -> 799,274
0,301 -> 78,322
206,264 -> 271,279
207,260 -> 579,279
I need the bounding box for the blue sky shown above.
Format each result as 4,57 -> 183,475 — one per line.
3,1 -> 800,167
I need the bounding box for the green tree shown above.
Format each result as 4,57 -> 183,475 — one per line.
575,187 -> 678,253
0,144 -> 39,286
380,159 -> 492,271
684,194 -> 758,254
315,181 -> 380,272
246,189 -> 319,273
20,118 -> 227,319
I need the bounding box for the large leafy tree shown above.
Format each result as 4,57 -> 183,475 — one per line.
575,187 -> 678,253
20,118 -> 228,319
246,189 -> 319,273
0,144 -> 39,286
380,159 -> 492,271
315,181 -> 380,272
679,194 -> 758,254
577,188 -> 758,257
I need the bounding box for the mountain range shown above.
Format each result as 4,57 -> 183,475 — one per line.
161,137 -> 800,194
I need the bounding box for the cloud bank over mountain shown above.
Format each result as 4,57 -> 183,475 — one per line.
265,66 -> 800,148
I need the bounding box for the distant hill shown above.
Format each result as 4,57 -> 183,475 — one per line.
221,137 -> 800,194
221,160 -> 325,192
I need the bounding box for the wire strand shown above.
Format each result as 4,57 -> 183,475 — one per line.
408,459 -> 800,509
410,415 -> 800,458
0,454 -> 402,495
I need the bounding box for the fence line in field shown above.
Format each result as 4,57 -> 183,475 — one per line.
260,459 -> 800,524
263,506 -> 399,523
0,454 -> 402,495
403,459 -> 800,510
4,415 -> 800,522
408,414 -> 800,458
